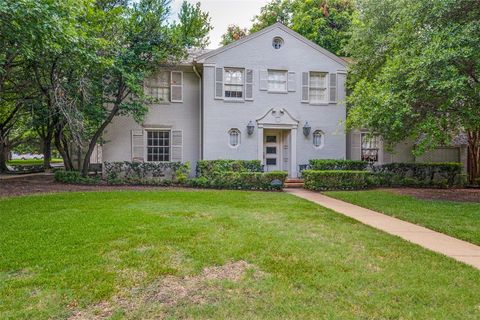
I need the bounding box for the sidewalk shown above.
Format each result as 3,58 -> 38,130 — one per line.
286,189 -> 480,270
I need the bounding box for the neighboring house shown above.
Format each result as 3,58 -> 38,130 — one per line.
100,23 -> 467,177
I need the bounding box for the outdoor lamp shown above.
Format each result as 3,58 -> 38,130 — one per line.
247,121 -> 255,135
303,122 -> 311,137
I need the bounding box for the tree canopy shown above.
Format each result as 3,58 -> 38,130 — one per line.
251,0 -> 355,55
346,0 -> 480,182
0,0 -> 212,174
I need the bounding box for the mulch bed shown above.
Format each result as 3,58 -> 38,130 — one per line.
0,175 -> 171,198
386,188 -> 480,203
2,175 -> 479,203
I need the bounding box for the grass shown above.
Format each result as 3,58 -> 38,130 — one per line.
7,159 -> 63,166
0,190 -> 479,319
325,190 -> 480,246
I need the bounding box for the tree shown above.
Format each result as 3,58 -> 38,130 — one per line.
251,0 -> 292,33
0,0 -> 68,171
219,25 -> 249,46
250,0 -> 355,55
78,0 -> 212,176
346,0 -> 480,183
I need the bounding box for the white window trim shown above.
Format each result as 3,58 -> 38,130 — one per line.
228,128 -> 241,148
312,130 -> 325,149
267,69 -> 288,93
224,67 -> 245,101
308,71 -> 329,105
144,128 -> 172,163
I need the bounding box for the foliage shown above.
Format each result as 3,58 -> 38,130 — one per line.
303,170 -> 373,190
176,1 -> 213,48
54,170 -> 100,185
308,159 -> 369,171
346,0 -> 480,183
196,160 -> 263,178
250,0 -> 356,55
327,190 -> 480,246
373,162 -> 464,187
189,171 -> 288,190
104,161 -> 188,184
219,24 -> 249,46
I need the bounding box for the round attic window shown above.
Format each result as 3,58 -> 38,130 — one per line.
272,37 -> 284,49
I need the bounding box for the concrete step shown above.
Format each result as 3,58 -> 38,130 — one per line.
285,178 -> 304,183
284,182 -> 304,188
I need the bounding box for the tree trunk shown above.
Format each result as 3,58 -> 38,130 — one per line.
81,104 -> 120,177
467,129 -> 480,184
54,126 -> 73,170
42,129 -> 53,170
0,142 -> 9,173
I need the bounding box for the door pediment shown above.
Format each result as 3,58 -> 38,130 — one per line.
256,108 -> 299,128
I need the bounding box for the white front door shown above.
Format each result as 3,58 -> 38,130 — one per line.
264,131 -> 281,171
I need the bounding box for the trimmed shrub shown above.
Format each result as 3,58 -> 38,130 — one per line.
104,161 -> 189,184
54,170 -> 100,185
374,162 -> 463,187
303,170 -> 373,191
196,160 -> 262,178
189,170 -> 288,190
308,159 -> 369,171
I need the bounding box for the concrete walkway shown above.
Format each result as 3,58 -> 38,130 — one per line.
286,189 -> 480,270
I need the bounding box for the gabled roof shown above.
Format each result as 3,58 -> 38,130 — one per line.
195,22 -> 348,68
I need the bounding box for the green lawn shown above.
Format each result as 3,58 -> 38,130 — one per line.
1,190 -> 480,319
325,190 -> 480,246
7,159 -> 63,166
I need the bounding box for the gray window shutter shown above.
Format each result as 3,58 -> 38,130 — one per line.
171,130 -> 183,162
170,71 -> 183,102
131,130 -> 144,162
301,72 -> 309,102
259,70 -> 268,91
329,73 -> 337,103
215,67 -> 223,99
351,131 -> 362,161
287,72 -> 296,92
245,69 -> 254,100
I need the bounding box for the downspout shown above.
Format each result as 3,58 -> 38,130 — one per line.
193,64 -> 203,160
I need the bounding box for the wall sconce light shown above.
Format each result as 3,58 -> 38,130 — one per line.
303,122 -> 311,137
247,121 -> 255,135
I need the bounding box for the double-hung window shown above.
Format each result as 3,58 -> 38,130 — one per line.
361,132 -> 380,162
148,71 -> 170,102
309,72 -> 328,103
224,68 -> 244,99
147,130 -> 170,162
268,70 -> 287,92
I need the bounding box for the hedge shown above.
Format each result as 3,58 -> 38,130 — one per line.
308,159 -> 369,171
196,160 -> 262,178
373,162 -> 464,187
303,170 -> 373,191
189,171 -> 288,190
104,161 -> 189,184
54,170 -> 100,185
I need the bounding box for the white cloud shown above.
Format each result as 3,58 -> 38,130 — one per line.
171,0 -> 269,49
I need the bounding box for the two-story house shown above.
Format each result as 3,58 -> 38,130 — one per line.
100,23 -> 468,177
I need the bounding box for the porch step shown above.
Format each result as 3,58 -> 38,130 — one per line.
284,179 -> 305,189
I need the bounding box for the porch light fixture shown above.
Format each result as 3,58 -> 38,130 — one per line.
247,121 -> 255,135
303,122 -> 311,137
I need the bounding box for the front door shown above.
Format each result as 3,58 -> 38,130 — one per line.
264,131 -> 280,171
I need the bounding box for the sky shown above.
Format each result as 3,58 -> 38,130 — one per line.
171,0 -> 270,49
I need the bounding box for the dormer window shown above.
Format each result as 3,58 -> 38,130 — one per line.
272,37 -> 284,49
